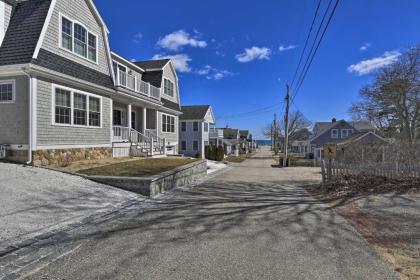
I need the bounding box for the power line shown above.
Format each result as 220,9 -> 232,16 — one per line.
290,0 -> 323,89
217,102 -> 284,120
292,0 -> 341,101
218,105 -> 283,121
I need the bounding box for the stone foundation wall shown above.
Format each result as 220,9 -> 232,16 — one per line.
33,147 -> 112,167
87,160 -> 207,197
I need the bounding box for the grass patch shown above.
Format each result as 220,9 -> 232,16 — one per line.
78,158 -> 197,177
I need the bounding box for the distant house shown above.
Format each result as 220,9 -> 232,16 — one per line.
209,127 -> 240,157
179,105 -> 215,158
291,118 -> 378,160
239,130 -> 256,153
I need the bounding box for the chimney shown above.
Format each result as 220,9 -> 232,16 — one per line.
332,118 -> 337,123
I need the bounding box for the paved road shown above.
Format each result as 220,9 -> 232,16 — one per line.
26,148 -> 395,279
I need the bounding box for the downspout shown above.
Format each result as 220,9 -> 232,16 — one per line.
23,68 -> 33,165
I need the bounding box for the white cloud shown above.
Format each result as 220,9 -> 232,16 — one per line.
157,30 -> 207,51
133,32 -> 143,44
347,50 -> 401,75
359,42 -> 371,51
235,46 -> 271,63
196,65 -> 236,80
152,53 -> 192,73
278,44 -> 297,52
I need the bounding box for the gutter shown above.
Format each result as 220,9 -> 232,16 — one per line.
22,68 -> 34,165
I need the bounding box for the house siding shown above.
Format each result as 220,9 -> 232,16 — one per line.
161,64 -> 179,104
158,111 -> 178,145
41,0 -> 111,75
36,77 -> 111,147
311,121 -> 356,146
0,75 -> 28,144
179,121 -> 204,157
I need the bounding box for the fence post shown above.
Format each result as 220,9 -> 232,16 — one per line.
321,160 -> 326,186
149,137 -> 154,157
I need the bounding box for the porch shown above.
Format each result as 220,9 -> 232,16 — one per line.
111,102 -> 165,157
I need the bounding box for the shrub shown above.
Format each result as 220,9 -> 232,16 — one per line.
205,145 -> 211,159
216,146 -> 225,161
195,153 -> 201,159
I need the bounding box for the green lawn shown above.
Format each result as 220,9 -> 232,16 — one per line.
78,158 -> 197,177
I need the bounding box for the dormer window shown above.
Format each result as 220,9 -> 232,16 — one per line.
60,14 -> 97,63
164,78 -> 174,97
331,129 -> 339,139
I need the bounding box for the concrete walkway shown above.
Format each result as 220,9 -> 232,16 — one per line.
24,147 -> 395,279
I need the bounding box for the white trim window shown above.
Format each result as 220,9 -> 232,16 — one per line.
181,121 -> 186,132
163,78 -> 174,97
60,14 -> 98,63
53,85 -> 102,128
0,80 -> 15,103
341,129 -> 353,138
181,140 -> 186,151
331,129 -> 339,139
204,123 -> 209,132
193,121 -> 199,132
162,114 -> 175,133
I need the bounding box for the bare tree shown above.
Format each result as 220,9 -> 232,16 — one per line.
350,45 -> 420,143
280,110 -> 312,145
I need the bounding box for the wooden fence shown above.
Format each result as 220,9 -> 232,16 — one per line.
321,160 -> 420,183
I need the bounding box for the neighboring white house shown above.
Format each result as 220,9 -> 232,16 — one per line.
179,105 -> 215,158
0,0 -> 182,165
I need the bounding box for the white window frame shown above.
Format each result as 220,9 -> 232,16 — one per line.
59,13 -> 98,64
51,84 -> 102,128
163,78 -> 174,97
331,129 -> 339,139
204,122 -> 209,132
162,113 -> 175,133
0,79 -> 15,104
341,129 -> 353,138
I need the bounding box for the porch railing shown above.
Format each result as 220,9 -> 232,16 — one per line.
113,126 -> 165,156
115,68 -> 161,100
112,126 -> 131,142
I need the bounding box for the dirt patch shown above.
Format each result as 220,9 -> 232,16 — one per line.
335,203 -> 403,248
306,176 -> 420,280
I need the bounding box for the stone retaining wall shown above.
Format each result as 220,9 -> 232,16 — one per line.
86,160 -> 207,197
33,147 -> 112,167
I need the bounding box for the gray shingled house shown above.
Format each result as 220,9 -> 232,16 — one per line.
0,0 -> 182,165
179,105 -> 215,158
291,118 -> 383,160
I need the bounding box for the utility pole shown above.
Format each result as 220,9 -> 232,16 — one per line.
274,113 -> 278,154
270,122 -> 273,151
283,84 -> 290,167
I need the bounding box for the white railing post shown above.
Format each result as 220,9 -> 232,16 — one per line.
116,68 -> 120,86
134,76 -> 137,92
149,137 -> 154,156
163,138 -> 166,155
148,83 -> 151,97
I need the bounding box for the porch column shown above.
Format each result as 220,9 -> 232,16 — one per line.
155,110 -> 159,138
127,104 -> 132,129
142,107 -> 147,134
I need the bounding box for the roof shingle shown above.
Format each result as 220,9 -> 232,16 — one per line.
180,105 -> 210,120
0,0 -> 52,66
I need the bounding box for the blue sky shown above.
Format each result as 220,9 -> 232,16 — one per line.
95,0 -> 420,139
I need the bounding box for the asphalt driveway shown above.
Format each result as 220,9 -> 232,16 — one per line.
0,162 -> 142,251
26,148 -> 396,280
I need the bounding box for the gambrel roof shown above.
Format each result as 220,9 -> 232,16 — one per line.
0,0 -> 52,66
